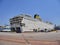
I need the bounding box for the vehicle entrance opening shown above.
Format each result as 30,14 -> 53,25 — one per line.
16,27 -> 22,33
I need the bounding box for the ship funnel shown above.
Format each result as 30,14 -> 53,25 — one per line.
34,14 -> 42,21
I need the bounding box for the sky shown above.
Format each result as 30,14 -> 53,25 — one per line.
0,0 -> 60,25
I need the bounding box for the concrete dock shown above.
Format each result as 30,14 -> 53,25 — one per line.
0,31 -> 60,45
